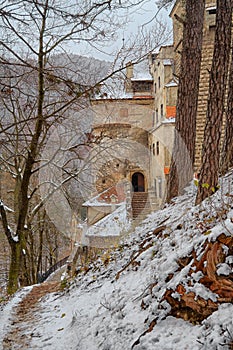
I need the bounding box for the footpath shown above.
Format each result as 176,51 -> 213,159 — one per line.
2,269 -> 65,350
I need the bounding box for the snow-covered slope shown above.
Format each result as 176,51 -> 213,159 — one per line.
1,173 -> 233,350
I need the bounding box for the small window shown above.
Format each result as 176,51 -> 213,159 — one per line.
156,141 -> 160,155
154,83 -> 157,93
158,77 -> 161,88
119,108 -> 128,118
161,104 -> 163,117
156,109 -> 159,124
153,143 -> 155,155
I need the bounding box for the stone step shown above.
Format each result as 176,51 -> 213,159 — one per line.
132,201 -> 149,206
131,192 -> 151,219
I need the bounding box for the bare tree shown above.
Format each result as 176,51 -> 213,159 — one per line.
166,0 -> 205,202
0,0 -> 169,294
156,0 -> 174,10
195,0 -> 232,205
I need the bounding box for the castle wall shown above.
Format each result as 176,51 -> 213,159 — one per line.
149,121 -> 175,205
90,98 -> 154,194
149,45 -> 177,205
92,98 -> 154,131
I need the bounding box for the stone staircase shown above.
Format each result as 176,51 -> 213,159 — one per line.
131,192 -> 151,220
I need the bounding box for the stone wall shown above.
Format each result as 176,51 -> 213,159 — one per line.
195,20 -> 215,170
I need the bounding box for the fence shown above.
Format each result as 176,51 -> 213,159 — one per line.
37,255 -> 69,283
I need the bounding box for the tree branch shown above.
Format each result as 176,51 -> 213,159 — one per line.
0,200 -> 14,245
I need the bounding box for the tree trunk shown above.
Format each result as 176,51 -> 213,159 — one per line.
221,44 -> 233,174
166,0 -> 205,202
0,201 -> 22,294
5,4 -> 47,293
8,242 -> 21,295
29,229 -> 37,285
36,226 -> 43,282
195,0 -> 232,205
36,210 -> 45,281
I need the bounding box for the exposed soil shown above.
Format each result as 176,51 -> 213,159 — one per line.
2,281 -> 61,350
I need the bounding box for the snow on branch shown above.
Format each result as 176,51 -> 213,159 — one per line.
0,200 -> 14,213
7,225 -> 19,242
0,199 -> 18,244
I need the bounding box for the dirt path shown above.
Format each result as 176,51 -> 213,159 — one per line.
2,281 -> 61,350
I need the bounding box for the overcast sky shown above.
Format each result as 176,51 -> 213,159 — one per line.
68,1 -> 173,61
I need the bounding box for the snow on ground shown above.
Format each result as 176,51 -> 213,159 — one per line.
0,286 -> 33,347
1,174 -> 233,349
85,203 -> 131,237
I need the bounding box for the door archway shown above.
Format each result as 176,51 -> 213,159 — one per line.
132,172 -> 145,192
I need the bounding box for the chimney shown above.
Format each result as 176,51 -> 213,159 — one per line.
126,61 -> 133,79
125,61 -> 133,93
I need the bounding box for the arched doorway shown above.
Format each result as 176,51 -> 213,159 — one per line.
132,172 -> 145,192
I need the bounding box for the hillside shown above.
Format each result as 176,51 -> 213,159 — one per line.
1,172 -> 233,350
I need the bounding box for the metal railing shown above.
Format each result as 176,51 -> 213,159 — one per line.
37,255 -> 69,283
